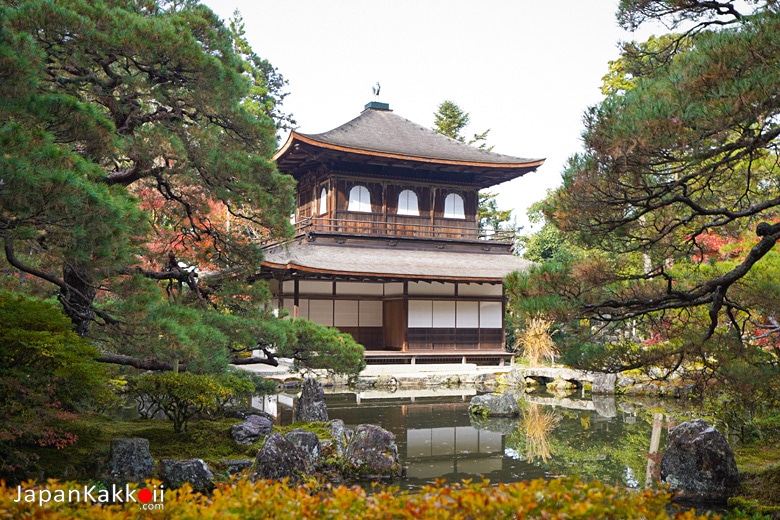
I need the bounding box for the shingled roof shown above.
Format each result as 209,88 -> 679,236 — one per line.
274,103 -> 545,187
262,239 -> 532,282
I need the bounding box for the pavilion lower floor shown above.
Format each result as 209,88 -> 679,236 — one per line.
270,279 -> 508,353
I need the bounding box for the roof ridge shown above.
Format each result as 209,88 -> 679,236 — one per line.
297,108 -> 542,165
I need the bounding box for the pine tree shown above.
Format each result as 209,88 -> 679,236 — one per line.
0,0 -> 364,376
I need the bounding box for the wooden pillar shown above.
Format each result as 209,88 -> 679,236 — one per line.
645,413 -> 664,488
501,283 -> 506,351
293,278 -> 300,319
328,177 -> 334,221
430,188 -> 436,232
382,181 -> 387,233
403,281 -> 409,352
276,274 -> 285,314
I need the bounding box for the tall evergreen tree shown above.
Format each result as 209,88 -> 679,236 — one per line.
507,1 -> 780,395
433,100 -> 470,141
0,0 -> 364,376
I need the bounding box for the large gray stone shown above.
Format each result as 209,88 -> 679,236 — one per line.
504,369 -> 527,390
230,414 -> 273,445
254,432 -> 307,482
473,372 -> 499,389
327,419 -> 352,457
285,429 -> 321,472
468,392 -> 521,417
591,372 -> 617,395
160,459 -> 214,492
343,424 -> 402,478
661,419 -> 740,503
109,438 -> 155,483
295,378 -> 328,422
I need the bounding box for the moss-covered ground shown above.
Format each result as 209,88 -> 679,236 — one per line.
19,415 -> 328,483
730,443 -> 780,517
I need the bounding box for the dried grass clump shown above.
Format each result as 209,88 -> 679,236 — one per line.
517,317 -> 558,367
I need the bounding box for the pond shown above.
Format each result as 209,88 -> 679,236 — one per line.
257,387 -> 684,490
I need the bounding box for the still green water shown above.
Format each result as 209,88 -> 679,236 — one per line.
320,388 -> 676,490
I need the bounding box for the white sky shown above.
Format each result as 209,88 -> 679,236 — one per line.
201,0 -> 654,229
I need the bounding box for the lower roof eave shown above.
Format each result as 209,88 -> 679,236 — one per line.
260,261 -> 504,284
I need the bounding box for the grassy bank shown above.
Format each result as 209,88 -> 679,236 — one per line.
731,444 -> 780,517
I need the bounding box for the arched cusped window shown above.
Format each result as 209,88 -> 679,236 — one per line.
443,193 -> 465,219
318,187 -> 328,215
397,189 -> 419,216
348,185 -> 371,212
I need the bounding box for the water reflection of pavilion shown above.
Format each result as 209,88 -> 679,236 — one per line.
326,396 -> 509,481
404,402 -> 504,479
257,389 -> 671,488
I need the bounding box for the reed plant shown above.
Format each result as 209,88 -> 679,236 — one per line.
517,317 -> 558,367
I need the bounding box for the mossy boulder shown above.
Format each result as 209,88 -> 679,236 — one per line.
661,419 -> 739,504
343,424 -> 402,478
109,438 -> 155,484
468,392 -> 520,417
254,433 -> 307,482
160,458 -> 214,492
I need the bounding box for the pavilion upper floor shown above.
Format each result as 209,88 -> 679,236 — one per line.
293,172 -> 514,243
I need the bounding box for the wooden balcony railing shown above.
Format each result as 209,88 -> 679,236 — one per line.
295,214 -> 515,242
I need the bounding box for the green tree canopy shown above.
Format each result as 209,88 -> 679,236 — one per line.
546,2 -> 780,334
432,99 -> 492,150
0,0 -> 364,377
433,100 -> 470,141
507,2 -> 780,404
515,199 -> 576,263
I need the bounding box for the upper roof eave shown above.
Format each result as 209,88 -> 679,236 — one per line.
274,131 -> 545,171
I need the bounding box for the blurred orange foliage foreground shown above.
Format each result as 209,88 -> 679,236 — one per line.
0,477 -> 713,520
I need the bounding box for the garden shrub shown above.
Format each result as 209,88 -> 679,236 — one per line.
0,477 -> 712,519
0,291 -> 111,483
126,371 -> 253,433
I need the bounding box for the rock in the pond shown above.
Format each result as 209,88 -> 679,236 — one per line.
160,459 -> 214,492
468,392 -> 520,417
109,438 -> 155,483
473,372 -> 499,389
285,428 -> 321,472
661,419 -> 739,503
295,378 -> 328,422
591,372 -> 617,395
254,432 -> 307,482
503,369 -> 527,390
343,424 -> 402,478
230,414 -> 273,445
327,419 -> 352,457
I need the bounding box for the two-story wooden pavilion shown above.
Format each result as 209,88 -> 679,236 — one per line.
258,101 -> 544,364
